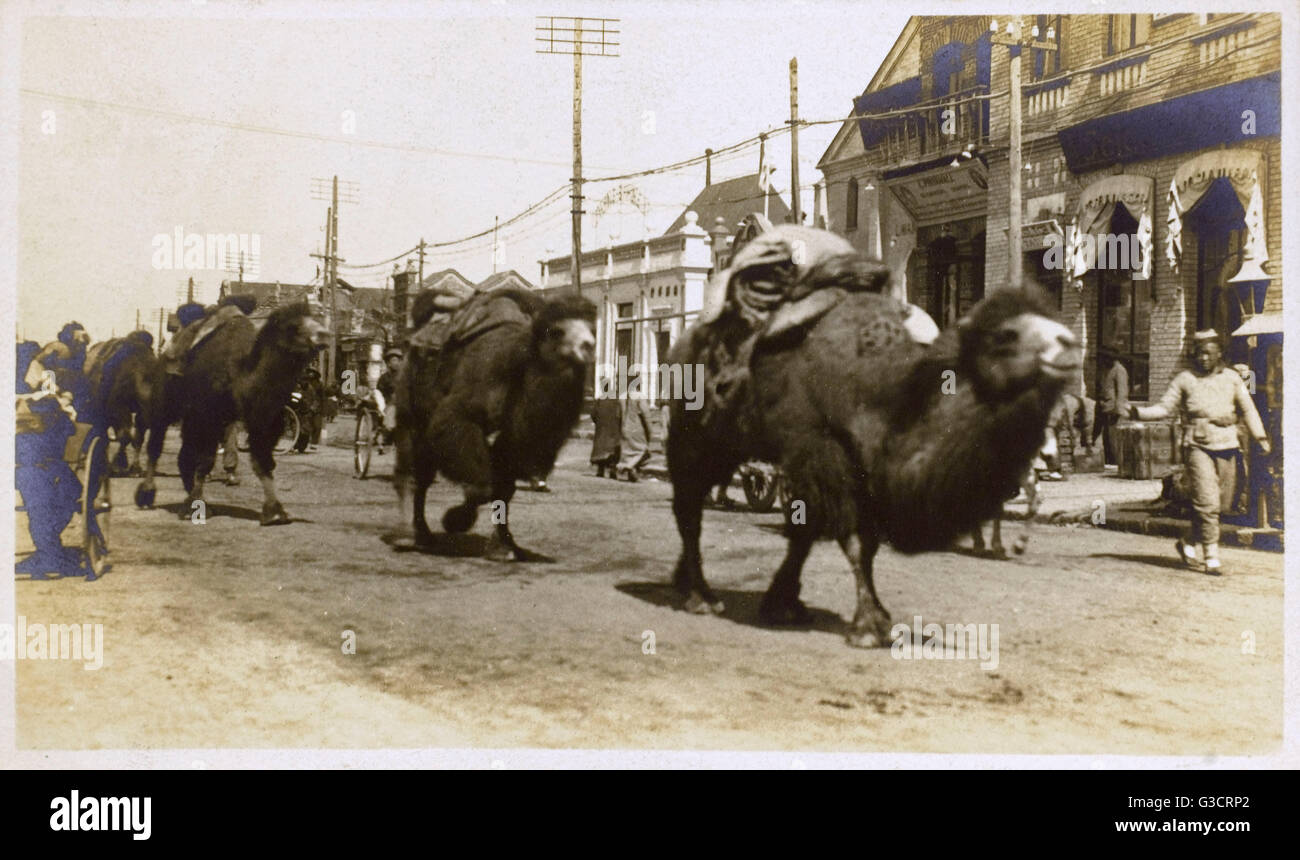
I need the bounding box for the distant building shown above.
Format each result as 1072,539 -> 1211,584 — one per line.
540,174 -> 788,402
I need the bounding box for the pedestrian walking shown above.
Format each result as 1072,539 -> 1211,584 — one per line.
1130,330 -> 1270,575
1095,350 -> 1129,466
616,388 -> 654,482
590,395 -> 622,478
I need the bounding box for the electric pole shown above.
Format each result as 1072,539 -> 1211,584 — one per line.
493,216 -> 500,274
992,17 -> 1056,289
537,15 -> 620,298
310,176 -> 358,382
789,58 -> 801,225
417,238 -> 426,295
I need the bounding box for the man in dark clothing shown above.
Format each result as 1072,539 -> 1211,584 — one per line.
1095,351 -> 1130,465
375,347 -> 402,439
589,396 -> 622,478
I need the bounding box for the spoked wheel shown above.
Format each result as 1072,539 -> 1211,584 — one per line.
740,461 -> 779,513
354,410 -> 373,478
81,435 -> 112,579
275,406 -> 300,454
778,471 -> 795,516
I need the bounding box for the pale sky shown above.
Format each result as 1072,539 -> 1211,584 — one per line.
14,0 -> 914,342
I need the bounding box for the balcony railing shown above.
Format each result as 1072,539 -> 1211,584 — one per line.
873,85 -> 990,165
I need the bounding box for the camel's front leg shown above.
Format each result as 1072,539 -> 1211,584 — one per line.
759,530 -> 815,625
842,527 -> 892,649
669,472 -> 724,614
246,427 -> 289,525
134,425 -> 165,508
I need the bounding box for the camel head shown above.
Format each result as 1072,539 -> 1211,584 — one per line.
957,286 -> 1080,400
531,294 -> 596,370
251,302 -> 329,367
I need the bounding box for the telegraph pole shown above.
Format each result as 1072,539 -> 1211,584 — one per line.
493,216 -> 500,273
310,176 -> 358,382
417,238 -> 426,293
537,15 -> 620,297
789,58 -> 801,225
992,17 -> 1057,289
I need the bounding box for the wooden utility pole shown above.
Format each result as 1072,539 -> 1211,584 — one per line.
493,216 -> 500,273
417,238 -> 426,295
992,18 -> 1057,290
187,276 -> 195,303
789,58 -> 801,225
329,175 -> 339,383
157,308 -> 165,353
759,132 -> 770,221
705,148 -> 712,187
310,176 -> 358,381
537,16 -> 620,298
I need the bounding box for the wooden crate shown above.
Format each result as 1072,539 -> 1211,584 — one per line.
1116,421 -> 1179,479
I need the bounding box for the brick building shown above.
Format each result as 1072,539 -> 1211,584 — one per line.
818,12 -> 1281,404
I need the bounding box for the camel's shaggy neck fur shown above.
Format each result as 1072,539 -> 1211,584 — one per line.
236,303 -> 315,411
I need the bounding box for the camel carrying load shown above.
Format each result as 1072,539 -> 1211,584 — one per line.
671,218 -> 938,439
393,286 -> 596,560
667,218 -> 1080,647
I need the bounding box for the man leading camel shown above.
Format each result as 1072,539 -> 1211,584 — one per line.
1131,330 -> 1269,575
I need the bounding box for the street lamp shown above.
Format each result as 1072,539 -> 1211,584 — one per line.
991,17 -> 1058,289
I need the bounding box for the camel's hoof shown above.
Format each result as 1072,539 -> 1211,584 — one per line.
846,629 -> 888,649
412,527 -> 435,548
990,545 -> 1009,561
442,504 -> 477,534
683,592 -> 725,615
483,536 -> 516,562
260,503 -> 291,526
758,597 -> 813,627
179,496 -> 203,519
846,614 -> 894,649
1012,536 -> 1029,555
134,486 -> 156,509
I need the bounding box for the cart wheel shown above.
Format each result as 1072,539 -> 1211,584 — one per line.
741,462 -> 779,513
778,472 -> 795,517
81,435 -> 112,579
354,410 -> 373,478
275,407 -> 300,454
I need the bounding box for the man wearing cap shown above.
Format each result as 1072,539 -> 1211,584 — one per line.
375,346 -> 403,435
1095,350 -> 1129,465
1130,330 -> 1270,574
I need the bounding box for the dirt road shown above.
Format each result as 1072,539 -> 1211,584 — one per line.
14,434 -> 1283,755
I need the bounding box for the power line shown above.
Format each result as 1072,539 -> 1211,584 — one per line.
18,87 -> 633,172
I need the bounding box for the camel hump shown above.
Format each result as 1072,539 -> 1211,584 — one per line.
443,288 -> 540,351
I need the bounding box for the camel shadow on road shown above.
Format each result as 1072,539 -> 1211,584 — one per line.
1088,552 -> 1202,573
616,581 -> 848,637
158,501 -> 315,525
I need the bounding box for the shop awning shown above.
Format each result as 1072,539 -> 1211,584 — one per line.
1232,312 -> 1284,337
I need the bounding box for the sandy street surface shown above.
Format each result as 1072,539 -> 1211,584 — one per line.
13,434 -> 1283,755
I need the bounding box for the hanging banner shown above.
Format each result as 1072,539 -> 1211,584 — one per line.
1068,174 -> 1154,289
1165,149 -> 1267,273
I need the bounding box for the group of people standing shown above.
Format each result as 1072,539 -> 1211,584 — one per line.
589,390 -> 657,482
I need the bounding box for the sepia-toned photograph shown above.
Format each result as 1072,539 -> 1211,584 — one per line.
2,0 -> 1293,768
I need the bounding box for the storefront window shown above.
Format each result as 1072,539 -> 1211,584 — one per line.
1094,206 -> 1149,399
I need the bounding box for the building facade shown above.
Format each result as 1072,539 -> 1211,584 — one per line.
819,12 -> 1282,522
540,174 -> 783,403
